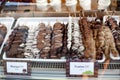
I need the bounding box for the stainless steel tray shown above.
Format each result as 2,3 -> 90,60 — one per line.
0,17 -> 15,55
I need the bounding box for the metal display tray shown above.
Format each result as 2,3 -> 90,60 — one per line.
0,17 -> 15,55
2,17 -> 71,63
103,15 -> 120,60
2,17 -> 115,63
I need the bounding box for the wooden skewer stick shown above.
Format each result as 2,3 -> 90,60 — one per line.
69,13 -> 71,17
106,10 -> 109,15
79,10 -> 84,17
112,10 -> 115,15
91,14 -> 94,21
95,12 -> 97,18
79,13 -> 81,18
74,12 -> 76,18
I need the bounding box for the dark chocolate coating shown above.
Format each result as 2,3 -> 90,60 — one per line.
4,25 -> 29,58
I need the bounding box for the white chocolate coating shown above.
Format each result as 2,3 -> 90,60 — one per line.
71,21 -> 84,53
67,16 -> 72,50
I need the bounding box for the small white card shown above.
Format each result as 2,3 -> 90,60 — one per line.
70,62 -> 94,75
6,62 -> 27,74
4,60 -> 31,75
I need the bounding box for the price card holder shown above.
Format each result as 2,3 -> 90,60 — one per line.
66,60 -> 98,77
4,60 -> 31,76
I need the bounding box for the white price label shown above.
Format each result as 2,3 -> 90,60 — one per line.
6,62 -> 27,74
70,62 -> 94,75
4,60 -> 31,75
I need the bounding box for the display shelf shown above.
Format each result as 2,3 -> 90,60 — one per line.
1,11 -> 120,19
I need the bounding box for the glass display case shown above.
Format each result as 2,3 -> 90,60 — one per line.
0,0 -> 120,80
